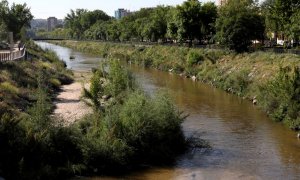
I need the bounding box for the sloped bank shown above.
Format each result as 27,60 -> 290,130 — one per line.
53,40 -> 300,131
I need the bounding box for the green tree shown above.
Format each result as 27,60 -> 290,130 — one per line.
201,2 -> 218,42
175,0 -> 203,41
65,9 -> 86,39
0,0 -> 9,36
167,1 -> 217,43
216,0 -> 265,52
288,11 -> 300,43
107,20 -> 121,41
0,0 -> 33,40
119,16 -> 137,41
146,6 -> 171,42
80,10 -> 110,30
262,0 -> 300,42
65,9 -> 110,39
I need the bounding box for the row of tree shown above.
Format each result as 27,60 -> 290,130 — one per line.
62,1 -> 218,43
0,0 -> 33,41
42,0 -> 299,52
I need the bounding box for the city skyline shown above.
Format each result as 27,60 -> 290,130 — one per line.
7,0 -> 214,19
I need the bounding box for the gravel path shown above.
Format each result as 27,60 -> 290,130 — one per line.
53,72 -> 92,125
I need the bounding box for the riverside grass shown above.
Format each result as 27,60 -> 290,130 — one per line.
53,40 -> 300,130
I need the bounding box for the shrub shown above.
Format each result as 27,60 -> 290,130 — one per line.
49,78 -> 61,89
0,82 -> 19,95
78,91 -> 186,173
79,61 -> 187,173
83,68 -> 105,110
222,69 -> 251,96
258,67 -> 300,130
187,50 -> 204,66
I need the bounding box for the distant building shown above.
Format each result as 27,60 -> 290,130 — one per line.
218,0 -> 228,6
47,17 -> 58,31
114,9 -> 131,20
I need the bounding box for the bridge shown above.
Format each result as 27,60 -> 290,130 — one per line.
33,38 -> 66,41
0,45 -> 26,62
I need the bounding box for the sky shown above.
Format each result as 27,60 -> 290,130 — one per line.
7,0 -> 214,19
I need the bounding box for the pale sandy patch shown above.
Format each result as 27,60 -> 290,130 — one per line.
53,71 -> 92,125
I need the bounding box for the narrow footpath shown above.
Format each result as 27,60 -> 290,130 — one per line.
53,72 -> 92,125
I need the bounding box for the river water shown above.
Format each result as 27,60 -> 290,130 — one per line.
36,41 -> 300,180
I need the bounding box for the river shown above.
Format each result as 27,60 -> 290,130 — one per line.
36,41 -> 300,180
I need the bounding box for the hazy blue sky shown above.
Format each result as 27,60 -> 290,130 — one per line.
7,0 -> 215,19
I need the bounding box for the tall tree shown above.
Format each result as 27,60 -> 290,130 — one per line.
216,0 -> 265,52
65,9 -> 87,39
175,0 -> 203,41
262,0 -> 300,41
167,1 -> 217,43
200,2 -> 218,42
0,0 -> 33,40
0,0 -> 9,34
286,10 -> 300,43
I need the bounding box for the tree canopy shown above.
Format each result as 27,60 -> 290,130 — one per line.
262,0 -> 300,41
0,0 -> 33,40
65,9 -> 111,39
215,0 -> 265,52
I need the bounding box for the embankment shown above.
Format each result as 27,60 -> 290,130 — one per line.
0,41 -> 75,179
53,40 -> 300,130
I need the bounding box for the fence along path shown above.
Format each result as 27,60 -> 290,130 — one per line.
0,46 -> 26,62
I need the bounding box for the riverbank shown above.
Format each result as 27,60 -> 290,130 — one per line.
52,40 -> 300,131
0,41 -> 76,179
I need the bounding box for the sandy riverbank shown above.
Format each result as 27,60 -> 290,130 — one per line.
53,71 -> 92,125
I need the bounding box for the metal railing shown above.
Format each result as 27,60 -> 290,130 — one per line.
0,46 -> 26,62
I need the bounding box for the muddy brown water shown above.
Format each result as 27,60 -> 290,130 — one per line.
37,41 -> 300,180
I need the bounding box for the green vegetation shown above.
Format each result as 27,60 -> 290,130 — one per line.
0,41 -> 74,179
79,60 -> 187,173
54,40 -> 300,130
0,0 -> 33,40
259,67 -> 300,129
216,0 -> 265,52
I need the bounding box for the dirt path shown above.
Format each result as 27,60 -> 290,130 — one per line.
53,72 -> 92,125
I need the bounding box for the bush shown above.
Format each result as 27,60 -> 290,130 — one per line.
258,67 -> 300,130
49,78 -> 61,89
187,50 -> 204,66
78,91 -> 186,173
79,60 -> 187,173
0,82 -> 19,95
105,59 -> 136,97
